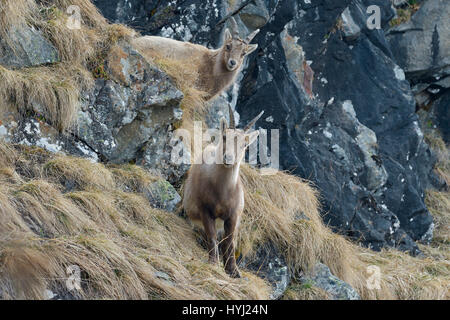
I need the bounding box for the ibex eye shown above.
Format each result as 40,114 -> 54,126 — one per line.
226,44 -> 231,50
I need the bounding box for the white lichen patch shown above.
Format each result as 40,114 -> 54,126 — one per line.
265,116 -> 274,123
0,125 -> 8,137
394,65 -> 406,81
323,130 -> 333,139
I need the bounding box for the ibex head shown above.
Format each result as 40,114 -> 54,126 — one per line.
219,106 -> 264,168
222,17 -> 259,72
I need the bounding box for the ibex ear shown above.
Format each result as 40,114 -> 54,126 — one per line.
220,117 -> 228,133
224,29 -> 232,43
245,44 -> 258,55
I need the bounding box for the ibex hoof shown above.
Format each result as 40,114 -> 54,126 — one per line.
209,258 -> 219,265
227,269 -> 241,278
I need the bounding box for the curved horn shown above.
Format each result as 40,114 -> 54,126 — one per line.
244,111 -> 264,132
229,16 -> 239,38
228,105 -> 236,129
245,29 -> 260,44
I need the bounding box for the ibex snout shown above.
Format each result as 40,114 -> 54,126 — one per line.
223,153 -> 236,167
227,59 -> 237,71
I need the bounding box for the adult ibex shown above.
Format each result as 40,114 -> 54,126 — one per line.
132,17 -> 259,101
183,106 -> 264,277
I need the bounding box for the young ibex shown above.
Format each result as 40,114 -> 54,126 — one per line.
183,106 -> 264,277
132,17 -> 259,101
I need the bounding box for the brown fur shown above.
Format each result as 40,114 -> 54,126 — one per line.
131,20 -> 259,101
183,109 -> 263,277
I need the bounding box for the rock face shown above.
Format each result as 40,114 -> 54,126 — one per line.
387,0 -> 450,145
0,34 -> 189,182
235,0 -> 437,253
387,0 -> 449,82
0,25 -> 59,68
431,92 -> 450,144
299,263 -> 360,300
92,0 -> 441,257
77,41 -> 186,182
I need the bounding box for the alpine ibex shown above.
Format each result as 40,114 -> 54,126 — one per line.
132,17 -> 259,101
183,106 -> 264,277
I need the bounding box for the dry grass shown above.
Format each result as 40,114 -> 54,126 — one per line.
150,54 -> 209,132
390,1 -> 421,27
44,156 -> 115,191
282,282 -> 330,300
0,0 -> 38,40
0,142 -> 448,300
0,0 -> 135,131
0,142 -> 270,299
0,64 -> 91,131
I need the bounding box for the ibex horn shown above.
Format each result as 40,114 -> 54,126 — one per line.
229,16 -> 239,38
244,111 -> 264,132
228,105 -> 236,129
245,29 -> 260,44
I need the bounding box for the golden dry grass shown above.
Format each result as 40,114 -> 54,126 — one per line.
282,283 -> 330,300
0,141 -> 448,300
150,54 -> 210,132
0,64 -> 91,131
0,0 -> 135,131
0,142 -> 270,299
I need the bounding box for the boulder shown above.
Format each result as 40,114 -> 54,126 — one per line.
239,242 -> 291,300
144,179 -> 182,213
76,40 -> 187,180
0,25 -> 59,68
299,263 -> 360,300
387,0 -> 450,82
239,0 -> 270,31
0,109 -> 98,161
1,37 -> 189,182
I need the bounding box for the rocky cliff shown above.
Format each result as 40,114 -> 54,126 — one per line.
91,0 -> 448,254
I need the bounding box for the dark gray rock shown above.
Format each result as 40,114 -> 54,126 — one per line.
387,0 -> 450,82
239,0 -> 270,31
136,126 -> 190,184
299,263 -> 360,300
144,179 -> 182,212
0,25 -> 59,68
0,110 -> 99,161
236,0 -> 433,253
341,7 -> 362,42
239,242 -> 290,300
434,92 -> 450,144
